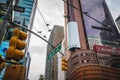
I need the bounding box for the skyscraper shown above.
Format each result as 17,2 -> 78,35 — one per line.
64,0 -> 120,80
45,25 -> 64,80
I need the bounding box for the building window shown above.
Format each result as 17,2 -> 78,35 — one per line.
83,53 -> 87,56
81,60 -> 84,63
81,54 -> 83,56
80,60 -> 89,63
84,60 -> 89,63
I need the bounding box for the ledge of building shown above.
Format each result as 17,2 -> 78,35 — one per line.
67,64 -> 120,80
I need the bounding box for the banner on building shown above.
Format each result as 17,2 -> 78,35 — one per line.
93,44 -> 120,56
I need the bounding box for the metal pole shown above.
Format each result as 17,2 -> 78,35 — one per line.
0,56 -> 20,64
0,0 -> 14,45
12,22 -> 64,56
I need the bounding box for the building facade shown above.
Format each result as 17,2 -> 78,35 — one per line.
45,25 -> 64,80
0,0 -> 37,79
64,0 -> 120,80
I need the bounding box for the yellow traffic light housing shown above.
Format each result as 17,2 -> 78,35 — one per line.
6,47 -> 24,60
6,28 -> 27,61
61,58 -> 68,71
9,36 -> 26,49
0,62 -> 6,69
13,28 -> 27,40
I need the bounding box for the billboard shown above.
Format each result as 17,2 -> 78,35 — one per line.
93,44 -> 120,56
0,41 -> 9,58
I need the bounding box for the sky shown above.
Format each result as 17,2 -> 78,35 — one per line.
28,0 -> 120,80
28,0 -> 64,80
106,0 -> 120,20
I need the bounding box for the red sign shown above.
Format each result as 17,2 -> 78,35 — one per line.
93,45 -> 120,56
116,48 -> 120,54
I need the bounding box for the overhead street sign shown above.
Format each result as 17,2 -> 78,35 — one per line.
47,44 -> 61,60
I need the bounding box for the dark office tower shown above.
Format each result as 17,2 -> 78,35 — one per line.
45,25 -> 64,80
64,0 -> 120,80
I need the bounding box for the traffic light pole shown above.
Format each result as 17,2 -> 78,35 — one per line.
0,56 -> 20,64
12,22 -> 64,56
0,0 -> 14,45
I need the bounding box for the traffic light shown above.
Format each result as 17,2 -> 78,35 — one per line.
61,58 -> 68,71
0,62 -> 6,69
6,28 -> 27,61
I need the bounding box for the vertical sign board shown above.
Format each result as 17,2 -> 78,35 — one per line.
47,44 -> 61,60
67,21 -> 81,50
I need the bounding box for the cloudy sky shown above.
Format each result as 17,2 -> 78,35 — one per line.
27,0 -> 120,80
28,0 -> 64,80
106,0 -> 120,20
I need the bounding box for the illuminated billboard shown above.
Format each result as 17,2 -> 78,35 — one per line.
93,44 -> 120,56
0,41 -> 9,58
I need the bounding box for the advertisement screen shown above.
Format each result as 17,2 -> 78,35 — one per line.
0,41 -> 9,58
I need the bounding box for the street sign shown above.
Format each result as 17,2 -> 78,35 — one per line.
47,44 -> 61,60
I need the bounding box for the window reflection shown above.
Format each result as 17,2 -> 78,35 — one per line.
80,0 -> 120,48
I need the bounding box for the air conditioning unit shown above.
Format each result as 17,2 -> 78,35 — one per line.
67,21 -> 81,51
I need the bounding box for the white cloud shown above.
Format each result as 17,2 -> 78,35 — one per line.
29,53 -> 46,80
28,0 -> 64,80
106,0 -> 120,20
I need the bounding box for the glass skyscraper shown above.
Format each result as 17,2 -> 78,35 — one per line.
80,0 -> 120,48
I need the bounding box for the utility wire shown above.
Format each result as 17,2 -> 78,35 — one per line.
34,0 -> 51,31
33,26 -> 46,38
12,22 -> 64,56
63,0 -> 109,28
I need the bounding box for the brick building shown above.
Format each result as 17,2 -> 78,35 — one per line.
64,0 -> 120,80
45,25 -> 64,80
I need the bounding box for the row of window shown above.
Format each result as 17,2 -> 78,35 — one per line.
72,53 -> 96,60
72,60 -> 98,68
